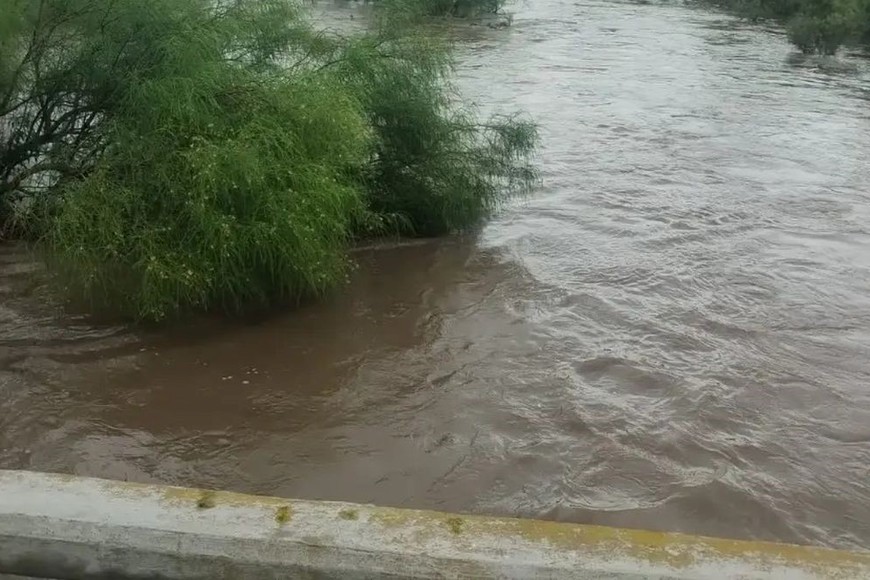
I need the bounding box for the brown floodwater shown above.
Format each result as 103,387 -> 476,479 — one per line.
3,0 -> 870,551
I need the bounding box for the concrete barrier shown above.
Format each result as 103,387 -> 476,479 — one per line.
0,470 -> 868,579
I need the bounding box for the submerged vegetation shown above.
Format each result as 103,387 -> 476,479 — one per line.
705,0 -> 870,53
425,0 -> 506,17
383,0 -> 507,18
0,0 -> 537,321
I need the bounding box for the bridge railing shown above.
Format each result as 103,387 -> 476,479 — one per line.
1,470 -> 868,579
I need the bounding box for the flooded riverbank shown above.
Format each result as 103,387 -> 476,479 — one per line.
3,0 -> 870,551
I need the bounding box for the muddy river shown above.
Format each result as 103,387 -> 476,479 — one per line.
2,0 -> 870,550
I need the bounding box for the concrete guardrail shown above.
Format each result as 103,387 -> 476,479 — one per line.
0,470 -> 868,579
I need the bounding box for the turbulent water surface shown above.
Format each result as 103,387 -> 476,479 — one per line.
3,0 -> 870,550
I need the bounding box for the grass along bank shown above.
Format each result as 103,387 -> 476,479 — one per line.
0,0 -> 537,321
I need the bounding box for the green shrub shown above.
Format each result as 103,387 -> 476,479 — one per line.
700,0 -> 869,52
338,35 -> 537,236
39,1 -> 374,319
787,13 -> 852,53
2,0 -> 538,320
48,78 -> 372,319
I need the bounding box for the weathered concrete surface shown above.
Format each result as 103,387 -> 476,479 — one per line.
0,470 -> 868,579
